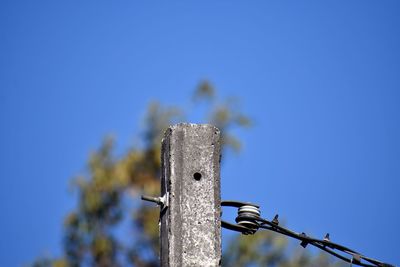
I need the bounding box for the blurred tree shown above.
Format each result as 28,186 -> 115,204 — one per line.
32,82 -> 343,267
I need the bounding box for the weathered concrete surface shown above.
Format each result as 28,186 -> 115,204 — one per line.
160,123 -> 221,267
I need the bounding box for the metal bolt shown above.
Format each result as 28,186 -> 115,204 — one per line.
141,193 -> 168,207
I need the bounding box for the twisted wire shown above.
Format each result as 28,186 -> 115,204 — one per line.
223,201 -> 395,267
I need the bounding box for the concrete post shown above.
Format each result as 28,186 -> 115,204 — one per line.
160,123 -> 222,267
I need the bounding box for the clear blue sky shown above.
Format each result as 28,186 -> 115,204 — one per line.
1,1 -> 399,266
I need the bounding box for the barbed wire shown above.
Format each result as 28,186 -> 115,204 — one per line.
221,200 -> 395,267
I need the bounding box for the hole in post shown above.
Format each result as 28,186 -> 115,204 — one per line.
193,172 -> 202,181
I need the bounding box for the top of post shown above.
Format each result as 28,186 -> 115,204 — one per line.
163,122 -> 220,140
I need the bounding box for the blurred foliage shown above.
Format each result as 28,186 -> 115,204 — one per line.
32,81 -> 343,267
